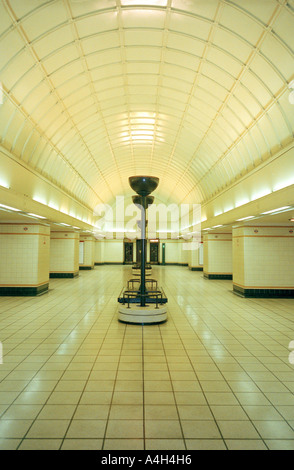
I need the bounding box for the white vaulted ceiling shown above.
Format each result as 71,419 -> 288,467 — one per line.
0,0 -> 293,215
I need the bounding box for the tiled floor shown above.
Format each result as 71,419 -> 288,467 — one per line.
0,265 -> 294,450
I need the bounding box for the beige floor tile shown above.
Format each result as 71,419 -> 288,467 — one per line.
0,419 -> 33,438
185,439 -> 226,450
84,380 -> 115,391
177,405 -> 214,421
79,391 -> 113,405
144,391 -> 175,405
14,391 -> 52,405
145,420 -> 182,439
145,405 -> 178,420
252,420 -> 294,439
106,420 -> 144,439
265,439 -> 294,450
103,439 -> 144,450
0,438 -> 22,450
174,391 -> 207,405
204,392 -> 240,406
217,420 -> 261,439
112,391 -> 143,405
65,419 -> 106,438
145,439 -> 186,450
46,391 -> 82,405
181,420 -> 221,439
144,381 -> 173,391
1,404 -> 42,420
114,380 -> 143,391
54,380 -> 86,392
109,404 -> 143,420
18,439 -> 62,450
37,404 -> 76,419
61,439 -> 103,450
73,404 -> 110,420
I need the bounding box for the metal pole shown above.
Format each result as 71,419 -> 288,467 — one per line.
140,196 -> 146,307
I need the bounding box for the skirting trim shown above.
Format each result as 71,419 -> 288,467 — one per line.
204,273 -> 233,280
233,284 -> 294,298
0,283 -> 49,296
50,272 -> 79,278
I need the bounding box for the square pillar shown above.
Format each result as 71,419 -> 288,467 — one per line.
188,241 -> 203,271
203,232 -> 232,279
233,225 -> 294,297
79,235 -> 95,270
50,231 -> 79,278
0,223 -> 50,296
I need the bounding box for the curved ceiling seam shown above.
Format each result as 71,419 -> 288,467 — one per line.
165,3 -> 289,203
0,139 -> 99,216
1,3 -> 109,206
1,6 -> 120,202
114,0 -> 136,178
1,27 -> 284,135
1,84 -> 104,208
161,0 -> 224,198
148,0 -> 172,169
171,2 -> 294,61
180,85 -> 291,207
14,53 -> 116,200
1,5 -> 291,84
65,1 -> 124,196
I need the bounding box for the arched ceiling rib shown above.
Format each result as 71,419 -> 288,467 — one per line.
0,0 -> 293,210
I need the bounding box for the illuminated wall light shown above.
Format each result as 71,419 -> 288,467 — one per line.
235,198 -> 250,208
27,213 -> 47,219
59,223 -> 71,227
261,206 -> 291,215
48,201 -> 59,210
212,225 -> 223,228
0,181 -> 10,189
236,216 -> 255,221
33,196 -> 47,205
251,189 -> 271,201
223,206 -> 234,213
273,178 -> 294,192
0,203 -> 21,211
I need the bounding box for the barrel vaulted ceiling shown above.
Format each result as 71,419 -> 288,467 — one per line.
0,0 -> 293,214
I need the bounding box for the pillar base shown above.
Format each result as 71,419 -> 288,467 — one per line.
118,304 -> 167,324
233,284 -> 294,298
0,283 -> 49,296
50,272 -> 79,278
204,273 -> 232,280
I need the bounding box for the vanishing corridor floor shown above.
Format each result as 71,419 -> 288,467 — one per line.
0,265 -> 294,450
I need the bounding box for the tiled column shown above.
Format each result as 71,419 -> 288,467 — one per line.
0,223 -> 50,296
233,225 -> 294,297
188,241 -> 203,271
50,231 -> 79,278
203,232 -> 232,279
79,235 -> 95,270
